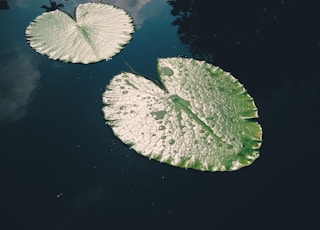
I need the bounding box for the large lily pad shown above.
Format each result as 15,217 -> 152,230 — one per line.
25,3 -> 134,64
102,57 -> 262,171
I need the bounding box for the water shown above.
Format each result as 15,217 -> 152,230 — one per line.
1,0 -> 319,229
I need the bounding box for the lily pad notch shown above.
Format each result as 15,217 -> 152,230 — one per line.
25,3 -> 134,64
103,57 -> 262,172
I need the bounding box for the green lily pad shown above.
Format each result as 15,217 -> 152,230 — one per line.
25,3 -> 134,64
102,57 -> 262,171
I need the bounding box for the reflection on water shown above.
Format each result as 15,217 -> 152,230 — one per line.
168,0 -> 320,99
11,0 -> 31,8
0,0 -> 9,10
53,0 -> 152,29
41,0 -> 64,12
0,1 -> 319,229
104,0 -> 151,28
168,0 -> 286,64
11,0 -> 152,28
256,80 -> 317,138
0,51 -> 41,121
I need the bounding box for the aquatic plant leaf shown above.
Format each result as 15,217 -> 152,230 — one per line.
25,3 -> 134,64
102,57 -> 262,171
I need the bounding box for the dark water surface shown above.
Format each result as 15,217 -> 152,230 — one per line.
1,0 -> 319,229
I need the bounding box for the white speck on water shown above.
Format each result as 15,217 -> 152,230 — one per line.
56,192 -> 63,198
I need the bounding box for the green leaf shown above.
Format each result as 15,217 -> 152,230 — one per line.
102,57 -> 262,171
25,3 -> 134,64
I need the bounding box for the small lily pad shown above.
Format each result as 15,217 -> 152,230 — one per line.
102,57 -> 262,171
25,3 -> 134,64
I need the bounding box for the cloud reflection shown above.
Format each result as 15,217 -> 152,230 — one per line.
0,52 -> 41,121
13,0 -> 152,28
12,0 -> 31,8
104,0 -> 151,28
63,0 -> 151,28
